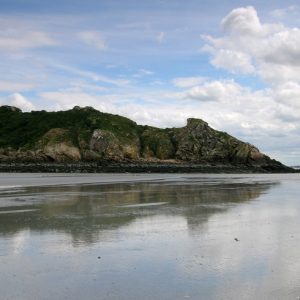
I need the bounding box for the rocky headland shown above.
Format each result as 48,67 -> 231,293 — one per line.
0,105 -> 293,173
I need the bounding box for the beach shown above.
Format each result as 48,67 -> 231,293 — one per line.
0,173 -> 300,299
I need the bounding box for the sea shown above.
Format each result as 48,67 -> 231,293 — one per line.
0,173 -> 300,300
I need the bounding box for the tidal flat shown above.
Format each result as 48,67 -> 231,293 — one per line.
0,173 -> 300,300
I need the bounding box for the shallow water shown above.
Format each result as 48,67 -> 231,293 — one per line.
0,173 -> 300,300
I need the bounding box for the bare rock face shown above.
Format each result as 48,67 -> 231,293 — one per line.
90,129 -> 124,160
171,118 -> 269,164
43,143 -> 81,162
89,129 -> 140,160
122,143 -> 140,159
249,146 -> 265,161
172,118 -> 232,162
37,128 -> 81,162
172,118 -> 214,161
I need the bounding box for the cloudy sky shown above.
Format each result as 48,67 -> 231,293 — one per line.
1,0 -> 300,164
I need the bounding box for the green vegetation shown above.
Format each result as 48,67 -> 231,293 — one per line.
141,126 -> 175,159
0,106 -> 139,149
0,105 -> 290,172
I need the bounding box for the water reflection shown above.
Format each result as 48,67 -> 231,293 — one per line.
3,175 -> 300,300
0,180 -> 276,245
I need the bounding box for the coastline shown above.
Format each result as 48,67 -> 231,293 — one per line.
0,161 -> 295,173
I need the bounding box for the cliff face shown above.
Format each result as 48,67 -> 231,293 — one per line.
172,118 -> 266,164
0,105 -> 290,171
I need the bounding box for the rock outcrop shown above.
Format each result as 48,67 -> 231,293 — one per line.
171,118 -> 267,164
0,105 -> 292,172
37,128 -> 81,162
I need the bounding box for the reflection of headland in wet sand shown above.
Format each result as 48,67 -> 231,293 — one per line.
0,179 -> 277,244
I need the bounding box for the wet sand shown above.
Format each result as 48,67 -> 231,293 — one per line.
0,173 -> 300,299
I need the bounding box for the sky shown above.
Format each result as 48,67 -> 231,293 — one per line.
1,0 -> 300,165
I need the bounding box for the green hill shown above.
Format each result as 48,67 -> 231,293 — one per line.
0,105 -> 291,172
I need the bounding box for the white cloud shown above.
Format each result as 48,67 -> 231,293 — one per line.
255,28 -> 300,67
172,76 -> 206,88
77,31 -> 106,50
184,80 -> 242,102
0,31 -> 57,51
210,49 -> 255,74
203,6 -> 300,84
257,63 -> 300,84
271,81 -> 300,108
2,93 -> 35,111
199,6 -> 300,159
221,6 -> 262,36
41,91 -> 109,111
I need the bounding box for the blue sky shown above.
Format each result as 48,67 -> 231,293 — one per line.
1,0 -> 300,164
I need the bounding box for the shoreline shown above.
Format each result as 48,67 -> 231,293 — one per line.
0,161 -> 295,173
0,172 -> 290,192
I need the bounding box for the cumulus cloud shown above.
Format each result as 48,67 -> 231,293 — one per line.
77,31 -> 106,50
200,6 -> 300,157
259,29 -> 300,68
210,49 -> 255,74
2,93 -> 35,111
221,6 -> 262,36
184,80 -> 241,102
271,81 -> 300,108
203,6 -> 300,83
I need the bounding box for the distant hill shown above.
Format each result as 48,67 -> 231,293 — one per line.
0,105 -> 292,172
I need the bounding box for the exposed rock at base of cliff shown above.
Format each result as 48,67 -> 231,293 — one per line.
0,105 -> 292,172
